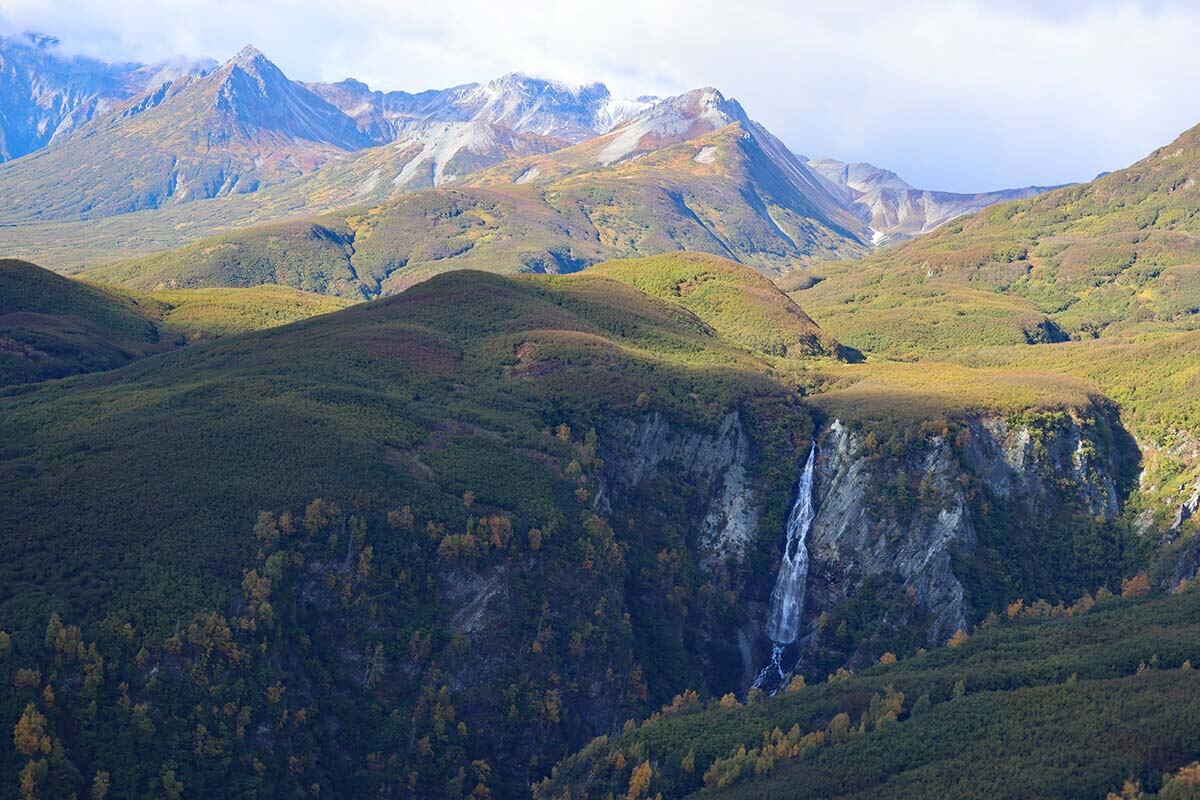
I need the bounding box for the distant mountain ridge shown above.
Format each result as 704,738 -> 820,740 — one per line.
808,157 -> 1068,244
0,31 -> 213,162
307,72 -> 655,145
0,45 -> 660,223
0,37 -> 1063,276
0,44 -> 383,222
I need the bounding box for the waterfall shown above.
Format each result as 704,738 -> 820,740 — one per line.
766,443 -> 817,644
754,444 -> 817,690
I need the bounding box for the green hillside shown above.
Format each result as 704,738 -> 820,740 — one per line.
796,120 -> 1200,357
587,253 -> 842,358
537,589 -> 1200,800
0,255 -> 1126,799
0,258 -> 352,385
150,284 -> 352,339
0,258 -> 168,384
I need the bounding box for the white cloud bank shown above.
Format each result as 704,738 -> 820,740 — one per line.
1,0 -> 1198,191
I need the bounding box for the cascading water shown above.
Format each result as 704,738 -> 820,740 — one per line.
754,444 -> 817,690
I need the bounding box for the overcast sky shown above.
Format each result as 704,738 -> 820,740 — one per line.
1,0 -> 1196,192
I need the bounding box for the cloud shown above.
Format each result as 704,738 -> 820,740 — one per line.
1,0 -> 1197,191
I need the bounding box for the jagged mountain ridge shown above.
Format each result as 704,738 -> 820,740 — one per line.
0,44 -> 379,222
0,31 -> 213,162
0,38 -> 1053,255
299,73 -> 657,193
809,156 -> 1068,244
0,46 -> 662,223
307,71 -> 654,145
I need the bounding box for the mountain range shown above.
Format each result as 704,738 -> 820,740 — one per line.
0,32 -> 213,162
808,157 -> 1066,244
0,40 -> 1059,273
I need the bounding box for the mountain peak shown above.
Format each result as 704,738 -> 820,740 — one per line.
809,158 -> 913,193
234,44 -> 264,63
488,71 -> 608,97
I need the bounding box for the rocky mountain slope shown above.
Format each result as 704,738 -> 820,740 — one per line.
308,72 -> 653,145
0,45 -> 375,222
83,94 -> 875,294
809,157 -> 1065,244
294,73 -> 655,195
0,32 -> 212,162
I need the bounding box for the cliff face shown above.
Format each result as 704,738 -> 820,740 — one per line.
591,405 -> 1137,677
597,410 -> 761,571
806,419 -> 975,644
398,403 -> 1139,784
804,411 -> 1135,656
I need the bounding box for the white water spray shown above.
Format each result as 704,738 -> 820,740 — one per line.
754,444 -> 817,689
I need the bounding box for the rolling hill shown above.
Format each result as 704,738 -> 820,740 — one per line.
0,257 -> 168,384
0,258 -> 350,385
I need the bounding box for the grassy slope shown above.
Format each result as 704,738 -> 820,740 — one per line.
0,258 -> 354,385
149,284 -> 352,339
587,253 -> 841,358
0,257 -> 167,384
539,591 -> 1200,800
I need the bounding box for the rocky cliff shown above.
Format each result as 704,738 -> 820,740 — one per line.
801,409 -> 1136,666
592,404 -> 1138,681
596,410 -> 759,570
